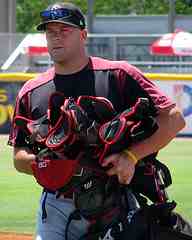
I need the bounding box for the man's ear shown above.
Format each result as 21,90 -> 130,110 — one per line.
80,29 -> 87,41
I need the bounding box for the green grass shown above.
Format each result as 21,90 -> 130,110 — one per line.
0,135 -> 41,234
158,139 -> 192,222
0,136 -> 191,234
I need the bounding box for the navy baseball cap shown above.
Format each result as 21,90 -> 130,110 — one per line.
36,2 -> 86,31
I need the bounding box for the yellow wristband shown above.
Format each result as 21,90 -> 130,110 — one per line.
123,150 -> 138,165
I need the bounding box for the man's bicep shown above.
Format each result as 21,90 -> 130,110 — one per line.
156,105 -> 186,134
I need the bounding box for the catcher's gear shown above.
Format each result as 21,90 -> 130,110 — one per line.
14,94 -> 159,193
64,190 -> 192,240
31,148 -> 79,191
120,200 -> 192,240
97,98 -> 158,164
13,93 -> 192,240
14,114 -> 49,146
46,97 -> 92,157
129,157 -> 172,203
77,95 -> 116,124
45,95 -> 117,155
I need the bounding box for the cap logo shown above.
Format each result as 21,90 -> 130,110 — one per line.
50,10 -> 59,20
79,20 -> 84,26
51,5 -> 61,9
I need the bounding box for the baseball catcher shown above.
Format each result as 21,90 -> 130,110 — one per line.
14,94 -> 192,240
8,2 -> 190,240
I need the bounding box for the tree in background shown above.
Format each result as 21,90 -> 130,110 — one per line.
17,0 -> 89,32
16,0 -> 192,33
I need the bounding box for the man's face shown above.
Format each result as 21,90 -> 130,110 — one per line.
45,22 -> 86,63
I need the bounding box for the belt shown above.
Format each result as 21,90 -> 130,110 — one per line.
44,189 -> 74,200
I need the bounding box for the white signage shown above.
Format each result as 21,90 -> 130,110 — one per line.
155,80 -> 192,136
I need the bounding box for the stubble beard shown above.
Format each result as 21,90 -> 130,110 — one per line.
50,48 -> 69,65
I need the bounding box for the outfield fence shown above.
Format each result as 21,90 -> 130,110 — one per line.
1,33 -> 192,73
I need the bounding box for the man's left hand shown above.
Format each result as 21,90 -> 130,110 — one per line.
101,152 -> 136,184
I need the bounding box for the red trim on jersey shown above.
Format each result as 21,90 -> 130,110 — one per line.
18,67 -> 55,100
89,57 -> 175,110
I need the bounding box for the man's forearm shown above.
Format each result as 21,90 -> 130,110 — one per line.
128,106 -> 186,161
14,147 -> 36,175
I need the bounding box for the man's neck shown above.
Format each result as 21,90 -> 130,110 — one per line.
54,55 -> 89,75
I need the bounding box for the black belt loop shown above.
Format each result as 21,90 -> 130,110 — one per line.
41,188 -> 59,223
41,191 -> 48,223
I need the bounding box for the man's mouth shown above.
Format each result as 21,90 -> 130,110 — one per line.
53,47 -> 63,50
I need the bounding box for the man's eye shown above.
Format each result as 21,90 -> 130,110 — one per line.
62,27 -> 73,32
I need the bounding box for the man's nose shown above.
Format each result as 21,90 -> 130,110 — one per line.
54,33 -> 61,39
52,31 -> 62,39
